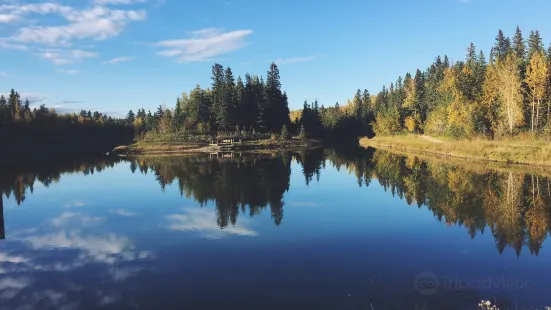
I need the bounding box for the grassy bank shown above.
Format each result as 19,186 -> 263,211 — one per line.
114,138 -> 322,155
359,134 -> 551,167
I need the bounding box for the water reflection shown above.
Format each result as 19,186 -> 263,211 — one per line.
2,150 -> 551,257
0,149 -> 550,308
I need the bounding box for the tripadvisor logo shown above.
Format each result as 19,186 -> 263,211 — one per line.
414,271 -> 439,296
413,271 -> 530,296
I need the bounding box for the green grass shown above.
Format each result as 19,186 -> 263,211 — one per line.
360,134 -> 551,167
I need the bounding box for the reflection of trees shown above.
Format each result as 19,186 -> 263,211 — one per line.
135,153 -> 291,227
1,157 -> 123,207
334,149 -> 551,256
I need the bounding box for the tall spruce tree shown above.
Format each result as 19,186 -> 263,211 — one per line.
353,89 -> 363,120
513,26 -> 526,61
211,63 -> 227,130
528,30 -> 545,60
224,66 -> 237,129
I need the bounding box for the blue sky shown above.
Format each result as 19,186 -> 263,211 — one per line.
1,0 -> 551,116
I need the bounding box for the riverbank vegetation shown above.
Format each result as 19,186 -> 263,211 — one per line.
359,27 -> 551,146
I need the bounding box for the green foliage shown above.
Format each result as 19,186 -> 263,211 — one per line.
298,124 -> 307,139
279,124 -> 289,141
373,108 -> 402,136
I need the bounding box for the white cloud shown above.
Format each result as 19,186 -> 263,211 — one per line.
154,28 -> 253,63
102,56 -> 132,64
39,49 -> 97,65
166,208 -> 257,239
275,56 -> 316,65
57,69 -> 78,74
94,0 -> 147,4
0,13 -> 18,23
0,2 -> 147,66
109,209 -> 139,217
64,201 -> 85,208
51,212 -> 103,227
0,38 -> 27,50
0,277 -> 30,291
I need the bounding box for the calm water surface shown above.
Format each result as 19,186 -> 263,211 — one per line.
0,148 -> 550,310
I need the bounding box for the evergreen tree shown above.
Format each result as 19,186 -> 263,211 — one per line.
279,124 -> 289,141
265,63 -> 289,132
224,66 -> 237,129
493,30 -> 511,61
8,89 -> 20,120
211,63 -> 227,130
353,89 -> 363,120
235,76 -> 245,129
298,124 -> 307,139
528,30 -> 545,60
512,26 -> 526,61
126,110 -> 135,126
362,89 -> 371,119
0,95 -> 7,124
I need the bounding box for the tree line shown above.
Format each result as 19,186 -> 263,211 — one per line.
128,63 -> 293,142
362,27 -> 551,138
0,89 -> 134,157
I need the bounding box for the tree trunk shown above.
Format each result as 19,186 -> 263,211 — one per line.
532,102 -> 535,132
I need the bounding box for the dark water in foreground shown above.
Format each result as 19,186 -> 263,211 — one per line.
0,148 -> 550,310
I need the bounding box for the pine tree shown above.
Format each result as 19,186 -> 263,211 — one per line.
224,66 -> 237,129
362,89 -> 371,119
235,76 -> 245,129
265,63 -> 289,132
126,110 -> 135,126
279,124 -> 289,141
528,30 -> 544,60
493,30 -> 511,61
8,89 -> 20,120
353,89 -> 363,120
298,124 -> 307,139
211,63 -> 227,130
512,26 -> 526,61
0,95 -> 7,124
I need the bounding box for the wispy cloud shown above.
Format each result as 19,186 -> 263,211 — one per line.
0,72 -> 6,77
51,212 -> 103,227
5,4 -> 147,47
154,28 -> 253,63
166,208 -> 257,239
102,56 -> 133,64
39,49 -> 97,65
63,201 -> 85,208
57,69 -> 78,74
109,209 -> 140,217
275,56 -> 316,65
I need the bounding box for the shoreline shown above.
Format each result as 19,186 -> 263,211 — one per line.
112,138 -> 323,155
359,134 -> 551,168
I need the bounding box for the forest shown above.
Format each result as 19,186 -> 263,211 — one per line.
0,89 -> 134,159
364,27 -> 551,139
128,62 -> 371,144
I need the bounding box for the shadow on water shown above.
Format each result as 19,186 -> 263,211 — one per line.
1,148 -> 550,309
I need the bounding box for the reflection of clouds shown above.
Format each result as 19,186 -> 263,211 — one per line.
51,212 -> 103,227
0,230 -> 155,309
24,231 -> 153,265
109,209 -> 140,217
63,201 -> 85,208
167,208 -> 257,239
287,201 -> 321,208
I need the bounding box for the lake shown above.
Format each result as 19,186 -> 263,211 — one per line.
0,148 -> 549,310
